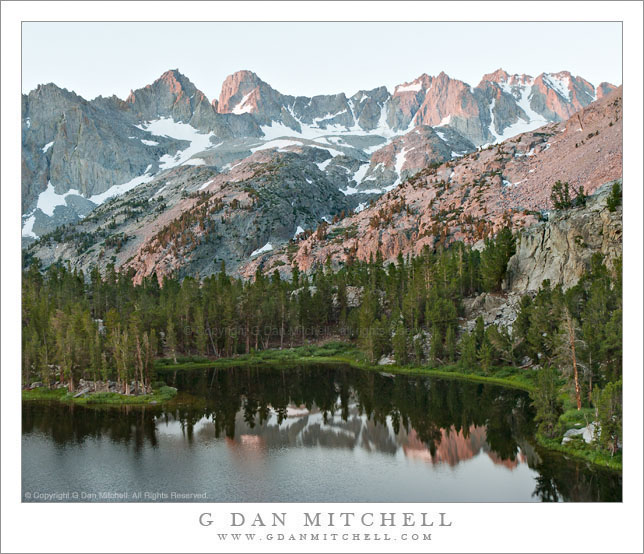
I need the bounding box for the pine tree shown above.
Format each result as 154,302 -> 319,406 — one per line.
166,319 -> 178,364
445,325 -> 457,362
530,366 -> 563,438
458,332 -> 477,371
550,180 -> 572,209
194,306 -> 207,356
357,287 -> 379,362
430,325 -> 443,365
392,321 -> 408,365
606,181 -> 621,212
592,380 -> 622,455
474,316 -> 485,349
478,340 -> 493,373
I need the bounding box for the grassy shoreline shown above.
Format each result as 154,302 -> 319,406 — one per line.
155,343 -> 537,391
535,433 -> 622,471
22,385 -> 177,406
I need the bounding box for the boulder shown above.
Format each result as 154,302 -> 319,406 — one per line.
73,386 -> 91,398
562,423 -> 596,444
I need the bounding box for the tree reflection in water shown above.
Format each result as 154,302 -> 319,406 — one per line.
22,364 -> 621,501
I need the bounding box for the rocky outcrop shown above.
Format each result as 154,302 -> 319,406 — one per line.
21,83 -> 186,212
596,81 -> 618,99
462,292 -> 526,333
505,181 -> 622,292
412,72 -> 489,144
356,125 -> 475,192
126,69 -> 264,138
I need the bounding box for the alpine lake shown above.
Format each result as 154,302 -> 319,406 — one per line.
22,364 -> 622,502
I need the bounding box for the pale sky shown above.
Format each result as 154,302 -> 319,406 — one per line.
22,22 -> 622,101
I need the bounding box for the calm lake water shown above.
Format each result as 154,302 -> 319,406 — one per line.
22,365 -> 621,502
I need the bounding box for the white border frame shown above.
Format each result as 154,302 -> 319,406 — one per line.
2,3 -> 642,553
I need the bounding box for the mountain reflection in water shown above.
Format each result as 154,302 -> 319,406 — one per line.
22,365 -> 622,502
151,365 -> 537,467
165,402 -> 532,470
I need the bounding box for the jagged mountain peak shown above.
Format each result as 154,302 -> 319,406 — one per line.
596,81 -> 618,98
351,85 -> 389,99
225,69 -> 264,84
479,69 -> 535,87
393,74 -> 432,96
156,68 -> 197,93
216,69 -> 277,114
482,68 -> 510,82
29,82 -> 84,103
127,68 -> 200,104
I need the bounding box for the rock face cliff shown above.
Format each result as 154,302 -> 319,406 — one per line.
505,181 -> 622,292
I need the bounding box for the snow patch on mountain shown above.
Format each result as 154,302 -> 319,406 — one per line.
183,158 -> 206,166
232,91 -> 255,114
314,109 -> 349,123
251,243 -> 273,257
22,215 -> 37,238
543,73 -> 571,100
42,141 -> 54,153
388,147 -> 410,189
395,82 -> 423,93
89,170 -> 155,205
251,139 -> 304,153
260,102 -> 401,144
490,86 -> 549,143
316,159 -> 333,171
351,163 -> 370,185
136,117 -> 216,170
37,181 -> 82,217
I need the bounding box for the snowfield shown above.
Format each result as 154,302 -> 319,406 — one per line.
395,82 -> 423,93
489,83 -> 549,143
136,117 -> 217,170
89,170 -> 155,205
251,243 -> 273,257
182,158 -> 206,166
36,181 -> 82,217
232,91 -> 255,115
21,215 -> 37,238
